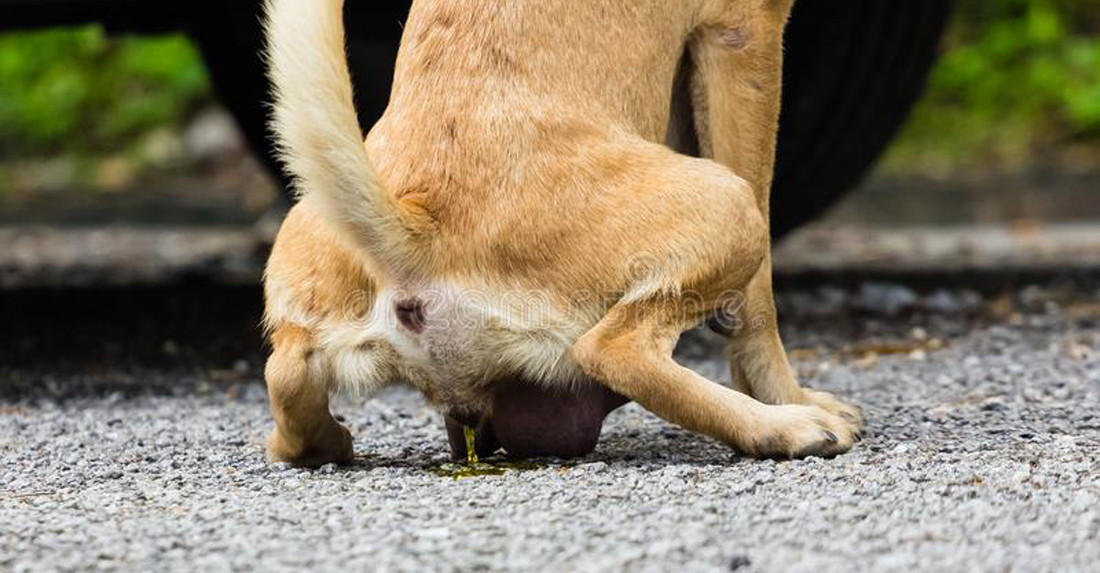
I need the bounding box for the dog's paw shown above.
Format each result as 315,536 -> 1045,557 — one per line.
801,389 -> 863,437
266,421 -> 354,468
746,404 -> 857,459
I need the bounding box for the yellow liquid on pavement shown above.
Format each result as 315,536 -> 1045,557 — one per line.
427,425 -> 548,479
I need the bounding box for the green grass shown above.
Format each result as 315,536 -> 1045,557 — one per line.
882,0 -> 1100,172
0,26 -> 210,158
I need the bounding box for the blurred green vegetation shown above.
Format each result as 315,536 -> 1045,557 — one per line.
883,0 -> 1100,172
0,26 -> 209,158
0,0 -> 1098,173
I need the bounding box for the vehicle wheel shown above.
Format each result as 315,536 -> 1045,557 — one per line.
773,0 -> 953,236
192,0 -> 952,236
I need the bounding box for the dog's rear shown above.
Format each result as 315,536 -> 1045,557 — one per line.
261,0 -> 863,467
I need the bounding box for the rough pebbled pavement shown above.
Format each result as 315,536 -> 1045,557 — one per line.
2,283 -> 1099,572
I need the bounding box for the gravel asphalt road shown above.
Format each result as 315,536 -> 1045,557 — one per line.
2,279 -> 1099,572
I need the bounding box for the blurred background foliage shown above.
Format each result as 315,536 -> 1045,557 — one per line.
0,0 -> 1098,172
0,27 -> 209,158
883,0 -> 1100,172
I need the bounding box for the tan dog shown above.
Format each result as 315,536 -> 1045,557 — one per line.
261,0 -> 863,467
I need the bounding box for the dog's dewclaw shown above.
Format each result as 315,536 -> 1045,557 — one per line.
464,425 -> 478,465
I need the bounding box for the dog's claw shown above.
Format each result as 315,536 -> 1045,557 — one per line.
824,431 -> 838,443
840,411 -> 857,423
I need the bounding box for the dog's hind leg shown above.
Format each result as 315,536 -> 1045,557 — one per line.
570,155 -> 855,458
573,297 -> 855,459
264,323 -> 353,467
689,5 -> 862,430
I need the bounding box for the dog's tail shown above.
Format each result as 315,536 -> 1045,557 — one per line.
264,0 -> 429,273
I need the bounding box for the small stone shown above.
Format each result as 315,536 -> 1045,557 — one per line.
729,555 -> 752,571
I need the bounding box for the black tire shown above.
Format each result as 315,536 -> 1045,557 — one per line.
774,0 -> 952,236
193,0 -> 952,236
